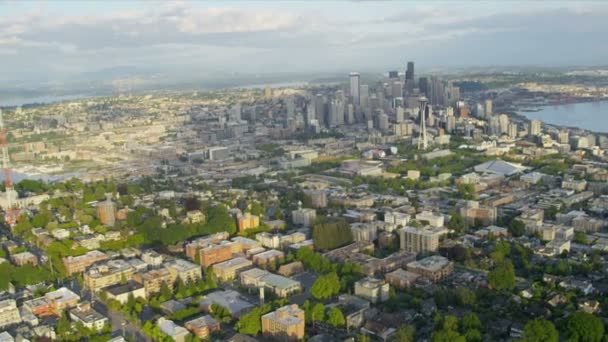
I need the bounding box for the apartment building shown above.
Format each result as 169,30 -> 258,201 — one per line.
406,255 -> 454,282
212,257 -> 253,281
63,250 -> 108,275
0,300 -> 21,329
133,268 -> 174,296
261,304 -> 305,341
399,226 -> 448,254
165,259 -> 202,284
84,259 -> 136,292
354,277 -> 390,304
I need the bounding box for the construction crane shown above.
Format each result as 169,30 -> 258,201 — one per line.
0,109 -> 19,225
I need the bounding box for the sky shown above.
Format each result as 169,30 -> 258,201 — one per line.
1,0 -> 608,84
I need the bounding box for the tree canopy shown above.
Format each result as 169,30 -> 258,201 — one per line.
522,319 -> 559,342
563,312 -> 604,342
312,219 -> 353,250
310,272 -> 341,300
488,259 -> 516,291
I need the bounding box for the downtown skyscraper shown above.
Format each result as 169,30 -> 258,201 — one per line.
349,72 -> 361,106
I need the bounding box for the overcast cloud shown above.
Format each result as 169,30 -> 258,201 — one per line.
1,1 -> 608,83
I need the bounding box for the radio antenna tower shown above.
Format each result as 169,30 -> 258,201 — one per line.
417,96 -> 428,150
0,109 -> 18,225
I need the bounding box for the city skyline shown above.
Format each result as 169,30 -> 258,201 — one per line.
2,1 -> 608,83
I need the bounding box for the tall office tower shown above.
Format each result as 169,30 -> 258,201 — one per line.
484,99 -> 493,117
388,71 -> 399,79
378,113 -> 389,132
529,119 -> 541,136
508,122 -> 518,139
446,115 -> 456,133
396,107 -> 405,123
417,96 -> 428,150
391,81 -> 403,98
349,72 -> 361,106
498,114 -> 509,134
335,98 -> 345,126
346,104 -> 355,124
305,104 -> 315,127
328,100 -> 341,127
314,94 -> 325,124
489,116 -> 501,136
429,76 -> 444,106
369,95 -> 380,119
406,61 -> 414,82
418,77 -> 429,97
444,82 -> 460,107
360,84 -> 370,120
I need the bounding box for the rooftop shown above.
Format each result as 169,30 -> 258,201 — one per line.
184,314 -> 219,329
407,255 -> 451,271
213,257 -> 252,269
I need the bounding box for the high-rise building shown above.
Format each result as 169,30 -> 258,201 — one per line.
484,99 -> 493,117
396,107 -> 405,123
391,81 -> 403,98
349,72 -> 361,106
418,77 -> 429,97
388,70 -> 399,79
399,225 -> 447,254
446,115 -> 456,133
529,119 -> 541,136
498,114 -> 509,134
360,84 -> 370,120
378,113 -> 389,132
508,122 -> 518,139
314,94 -> 325,124
346,103 -> 355,124
405,61 -> 414,82
429,76 -> 444,106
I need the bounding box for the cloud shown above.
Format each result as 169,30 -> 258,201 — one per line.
1,1 -> 608,83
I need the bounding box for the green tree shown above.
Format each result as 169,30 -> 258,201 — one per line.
310,272 -> 341,299
327,307 -> 345,328
573,231 -> 588,245
462,313 -> 481,331
488,259 -> 516,291
464,329 -> 482,342
395,324 -> 416,342
311,303 -> 326,323
509,219 -> 526,237
448,213 -> 467,232
522,319 -> 559,342
563,312 -> 604,342
237,304 -> 273,336
312,219 -> 353,250
56,312 -> 72,337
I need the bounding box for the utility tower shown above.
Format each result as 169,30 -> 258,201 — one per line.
0,109 -> 18,225
417,96 -> 428,150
